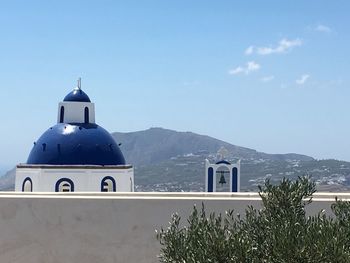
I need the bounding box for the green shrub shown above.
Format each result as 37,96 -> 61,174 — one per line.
156,177 -> 350,263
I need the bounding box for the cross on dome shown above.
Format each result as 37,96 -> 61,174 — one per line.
63,78 -> 91,102
77,77 -> 81,90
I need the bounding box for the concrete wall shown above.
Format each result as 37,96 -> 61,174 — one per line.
0,192 -> 348,263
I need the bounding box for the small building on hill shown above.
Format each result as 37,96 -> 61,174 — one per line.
15,80 -> 133,192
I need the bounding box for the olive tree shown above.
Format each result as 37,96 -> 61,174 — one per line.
157,177 -> 350,263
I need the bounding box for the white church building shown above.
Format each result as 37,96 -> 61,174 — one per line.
15,80 -> 134,192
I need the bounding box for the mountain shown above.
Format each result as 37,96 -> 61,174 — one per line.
113,128 -> 349,192
111,127 -> 313,166
1,127 -> 349,192
0,168 -> 15,190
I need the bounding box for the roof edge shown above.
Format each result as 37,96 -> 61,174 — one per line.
17,164 -> 132,169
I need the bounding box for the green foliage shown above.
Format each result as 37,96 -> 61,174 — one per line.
156,177 -> 350,262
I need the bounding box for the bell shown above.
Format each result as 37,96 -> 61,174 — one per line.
219,173 -> 226,185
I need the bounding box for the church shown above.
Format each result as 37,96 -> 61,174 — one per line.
15,80 -> 134,192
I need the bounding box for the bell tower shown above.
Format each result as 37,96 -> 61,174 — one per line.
57,78 -> 96,124
205,148 -> 240,192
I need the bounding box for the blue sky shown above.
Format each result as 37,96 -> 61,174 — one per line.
0,0 -> 349,168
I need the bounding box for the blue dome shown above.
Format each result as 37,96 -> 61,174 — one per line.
27,123 -> 125,165
64,88 -> 91,102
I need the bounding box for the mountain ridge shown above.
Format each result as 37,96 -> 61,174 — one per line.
111,127 -> 314,166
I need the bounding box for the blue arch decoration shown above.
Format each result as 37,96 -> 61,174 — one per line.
232,167 -> 238,192
55,178 -> 74,192
216,160 -> 231,165
101,176 -> 116,192
22,177 -> 33,192
208,167 -> 214,192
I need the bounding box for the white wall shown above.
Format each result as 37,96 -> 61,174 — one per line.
15,167 -> 134,192
57,102 -> 95,124
0,192 -> 346,263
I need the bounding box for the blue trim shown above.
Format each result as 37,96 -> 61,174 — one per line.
55,178 -> 74,192
84,107 -> 89,124
232,167 -> 238,192
60,106 -> 64,123
208,167 -> 214,192
101,176 -> 116,192
216,160 -> 231,165
22,177 -> 33,192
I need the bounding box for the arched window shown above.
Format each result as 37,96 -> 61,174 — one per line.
84,107 -> 89,123
22,177 -> 33,192
101,176 -> 116,192
215,166 -> 230,192
60,106 -> 65,123
55,178 -> 74,192
130,177 -> 133,192
207,167 -> 214,192
232,167 -> 238,192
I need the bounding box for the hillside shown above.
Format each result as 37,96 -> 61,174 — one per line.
1,127 -> 350,192
0,168 -> 15,191
111,127 -> 313,166
113,128 -> 349,191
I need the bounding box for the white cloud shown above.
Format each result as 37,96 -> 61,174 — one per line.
247,61 -> 260,71
261,75 -> 275,82
296,74 -> 310,85
229,61 -> 260,75
246,38 -> 302,55
245,46 -> 254,55
315,24 -> 331,33
229,66 -> 244,75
